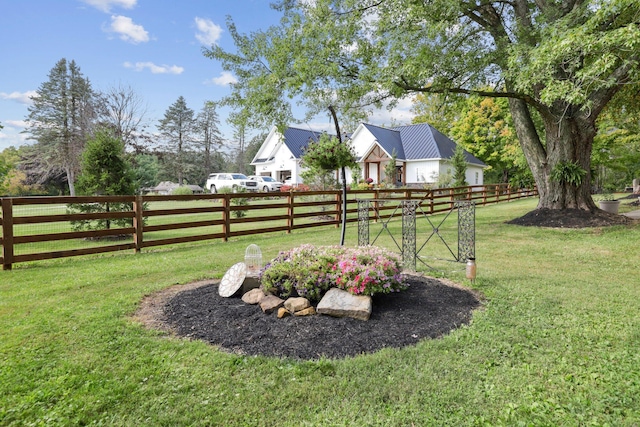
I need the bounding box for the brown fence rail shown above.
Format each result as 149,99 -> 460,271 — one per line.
1,184 -> 537,270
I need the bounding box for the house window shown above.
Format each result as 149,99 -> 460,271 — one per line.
475,172 -> 479,184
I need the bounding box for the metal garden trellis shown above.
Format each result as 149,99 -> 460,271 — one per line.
357,199 -> 475,272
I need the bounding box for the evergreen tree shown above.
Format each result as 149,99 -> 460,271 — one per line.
158,96 -> 194,185
70,129 -> 136,231
23,58 -> 97,195
75,129 -> 135,196
194,102 -> 223,177
451,144 -> 468,188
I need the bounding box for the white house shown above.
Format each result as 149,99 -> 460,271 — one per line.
252,124 -> 486,186
251,126 -> 326,184
350,123 -> 487,186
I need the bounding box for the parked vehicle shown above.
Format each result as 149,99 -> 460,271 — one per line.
248,175 -> 283,192
205,173 -> 259,193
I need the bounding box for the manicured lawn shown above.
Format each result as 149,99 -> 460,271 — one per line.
1,198 -> 639,425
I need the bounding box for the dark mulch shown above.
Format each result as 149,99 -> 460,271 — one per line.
161,276 -> 482,360
507,208 -> 632,228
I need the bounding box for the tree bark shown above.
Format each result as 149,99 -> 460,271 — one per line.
509,97 -> 599,211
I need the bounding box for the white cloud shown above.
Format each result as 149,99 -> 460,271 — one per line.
0,123 -> 30,150
208,72 -> 237,86
81,0 -> 137,13
5,120 -> 27,129
109,15 -> 149,44
195,17 -> 223,46
124,61 -> 184,74
0,91 -> 38,105
368,97 -> 415,126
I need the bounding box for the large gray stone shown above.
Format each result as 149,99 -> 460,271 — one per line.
317,288 -> 372,321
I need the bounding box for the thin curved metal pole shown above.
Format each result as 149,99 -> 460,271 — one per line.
328,105 -> 347,246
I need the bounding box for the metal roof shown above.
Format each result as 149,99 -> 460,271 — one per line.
373,123 -> 486,166
361,124 -> 405,159
282,127 -> 327,158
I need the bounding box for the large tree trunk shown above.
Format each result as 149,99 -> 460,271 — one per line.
508,98 -> 598,211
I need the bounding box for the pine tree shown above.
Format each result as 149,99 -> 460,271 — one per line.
23,58 -> 97,195
452,144 -> 468,188
158,96 -> 194,185
69,129 -> 136,231
194,102 -> 223,177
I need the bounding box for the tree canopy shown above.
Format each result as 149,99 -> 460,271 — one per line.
205,0 -> 640,220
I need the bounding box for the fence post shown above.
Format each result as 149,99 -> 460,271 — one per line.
373,189 -> 380,222
287,191 -> 294,233
428,189 -> 434,214
482,186 -> 488,205
495,185 -> 500,203
222,194 -> 230,242
133,195 -> 143,253
1,198 -> 14,271
335,191 -> 341,228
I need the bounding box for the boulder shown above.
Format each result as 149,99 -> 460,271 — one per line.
317,288 -> 372,321
284,297 -> 311,313
242,288 -> 265,305
260,295 -> 285,314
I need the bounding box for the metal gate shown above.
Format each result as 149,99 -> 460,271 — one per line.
357,199 -> 475,272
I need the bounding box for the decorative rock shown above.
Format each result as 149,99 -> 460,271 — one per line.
277,307 -> 290,318
259,295 -> 285,314
284,297 -> 311,313
293,306 -> 316,316
242,288 -> 265,305
317,288 -> 372,321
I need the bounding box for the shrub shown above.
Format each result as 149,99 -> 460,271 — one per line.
219,187 -> 249,218
172,186 -> 193,195
260,245 -> 407,302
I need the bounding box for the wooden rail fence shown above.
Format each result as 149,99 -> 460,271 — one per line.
1,184 -> 537,270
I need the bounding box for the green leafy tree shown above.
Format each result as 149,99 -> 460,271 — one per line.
592,85 -> 640,192
206,0 -> 640,223
449,96 -> 531,185
23,58 -> 98,195
158,96 -> 195,185
411,93 -> 463,135
132,153 -> 159,190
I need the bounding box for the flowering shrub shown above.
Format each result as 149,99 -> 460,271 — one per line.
280,184 -> 311,192
260,245 -> 407,301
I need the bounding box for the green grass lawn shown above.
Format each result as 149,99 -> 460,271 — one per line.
1,198 -> 639,426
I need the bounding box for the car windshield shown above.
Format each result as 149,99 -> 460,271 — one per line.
231,174 -> 248,179
262,177 -> 276,182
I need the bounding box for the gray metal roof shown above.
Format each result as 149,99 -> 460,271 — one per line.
368,123 -> 486,166
361,124 -> 405,159
283,127 -> 327,158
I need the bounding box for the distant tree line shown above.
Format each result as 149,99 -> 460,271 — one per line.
0,58 -> 264,197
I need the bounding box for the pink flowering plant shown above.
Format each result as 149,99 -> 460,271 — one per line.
260,244 -> 407,302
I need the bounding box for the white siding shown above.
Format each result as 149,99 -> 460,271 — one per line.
406,160 -> 441,184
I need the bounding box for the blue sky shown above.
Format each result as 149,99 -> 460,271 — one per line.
0,0 -> 414,152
